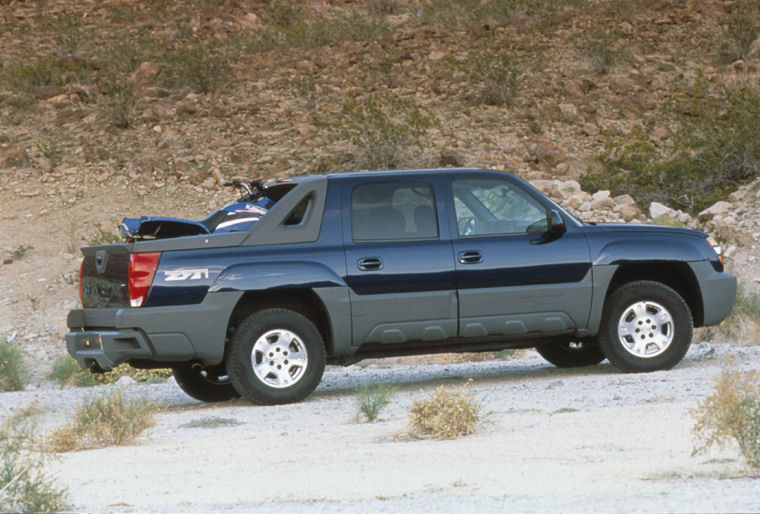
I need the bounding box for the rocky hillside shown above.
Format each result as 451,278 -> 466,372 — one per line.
1,0 -> 759,379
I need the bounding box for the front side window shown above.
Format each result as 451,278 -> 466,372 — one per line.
351,182 -> 438,241
452,178 -> 548,237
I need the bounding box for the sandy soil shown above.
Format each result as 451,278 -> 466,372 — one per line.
1,343 -> 757,513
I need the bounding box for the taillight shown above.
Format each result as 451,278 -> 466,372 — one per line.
128,252 -> 161,307
78,259 -> 84,304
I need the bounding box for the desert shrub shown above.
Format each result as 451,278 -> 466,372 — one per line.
36,139 -> 63,168
102,79 -> 137,129
244,2 -> 389,52
1,56 -> 87,92
420,0 -> 584,29
719,1 -> 760,63
99,39 -> 143,76
1,412 -> 69,513
717,284 -> 760,344
368,0 -> 404,15
161,43 -> 230,94
341,93 -> 438,169
48,356 -> 80,388
50,12 -> 84,55
93,364 -> 172,384
581,83 -> 760,215
409,384 -> 480,439
48,355 -> 96,388
49,390 -> 158,452
0,340 -> 29,392
356,384 -> 396,422
692,363 -> 760,468
466,50 -> 519,106
578,28 -> 618,74
87,223 -> 121,245
9,244 -> 33,261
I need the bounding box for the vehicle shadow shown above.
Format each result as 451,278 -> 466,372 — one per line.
311,356 -> 620,398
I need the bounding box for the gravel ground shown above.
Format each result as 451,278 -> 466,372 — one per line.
2,342 -> 759,513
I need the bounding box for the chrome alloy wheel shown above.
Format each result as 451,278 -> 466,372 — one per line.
251,329 -> 308,388
617,301 -> 674,358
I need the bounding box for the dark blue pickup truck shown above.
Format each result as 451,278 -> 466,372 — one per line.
66,168 -> 736,404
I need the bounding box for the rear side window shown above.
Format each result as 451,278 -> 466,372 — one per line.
351,182 -> 438,241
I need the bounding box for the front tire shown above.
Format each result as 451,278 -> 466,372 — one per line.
172,362 -> 240,402
598,280 -> 693,372
536,340 -> 605,368
226,308 -> 326,405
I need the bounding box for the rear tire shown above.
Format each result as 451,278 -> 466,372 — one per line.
598,280 -> 693,372
172,362 -> 240,402
226,308 -> 326,405
536,340 -> 605,368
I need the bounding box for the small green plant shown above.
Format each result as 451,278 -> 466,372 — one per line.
103,79 -> 137,129
0,340 -> 29,392
9,244 -> 33,261
49,390 -> 158,452
692,363 -> 760,468
409,383 -> 480,439
181,417 -> 242,429
340,93 -> 438,169
1,411 -> 69,513
48,355 -> 80,388
651,215 -> 687,228
47,355 -> 96,387
50,12 -> 84,55
581,83 -> 760,215
578,28 -> 618,74
719,1 -> 760,63
356,384 -> 396,422
87,224 -> 120,245
161,43 -> 230,94
466,50 -> 519,106
492,349 -> 515,360
1,56 -> 87,92
36,139 -> 62,168
368,0 -> 403,15
99,39 -> 143,76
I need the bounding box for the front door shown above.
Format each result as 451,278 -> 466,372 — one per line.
342,178 -> 457,346
448,176 -> 592,338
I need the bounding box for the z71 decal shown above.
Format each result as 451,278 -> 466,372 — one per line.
164,268 -> 209,281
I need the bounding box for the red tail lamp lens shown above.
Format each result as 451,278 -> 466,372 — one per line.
128,252 -> 161,307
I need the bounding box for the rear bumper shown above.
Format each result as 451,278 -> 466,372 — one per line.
690,261 -> 737,327
65,291 -> 242,371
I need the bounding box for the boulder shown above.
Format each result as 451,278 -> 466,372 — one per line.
649,202 -> 676,219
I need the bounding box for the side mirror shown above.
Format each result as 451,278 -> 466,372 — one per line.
548,209 -> 566,236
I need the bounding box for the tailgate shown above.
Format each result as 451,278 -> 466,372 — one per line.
80,244 -> 131,308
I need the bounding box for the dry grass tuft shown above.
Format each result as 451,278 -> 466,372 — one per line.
409,383 -> 480,439
692,362 -> 760,468
49,390 -> 158,452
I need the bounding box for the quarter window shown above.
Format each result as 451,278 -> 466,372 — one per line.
351,182 -> 438,241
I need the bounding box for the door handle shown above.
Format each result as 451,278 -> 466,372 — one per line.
358,257 -> 383,271
458,250 -> 483,264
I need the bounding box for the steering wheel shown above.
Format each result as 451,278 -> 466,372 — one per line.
458,216 -> 478,236
526,218 -> 548,234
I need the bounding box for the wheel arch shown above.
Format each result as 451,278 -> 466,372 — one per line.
605,262 -> 704,327
226,288 -> 334,357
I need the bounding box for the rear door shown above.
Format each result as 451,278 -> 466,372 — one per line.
448,175 -> 592,338
342,177 -> 457,345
